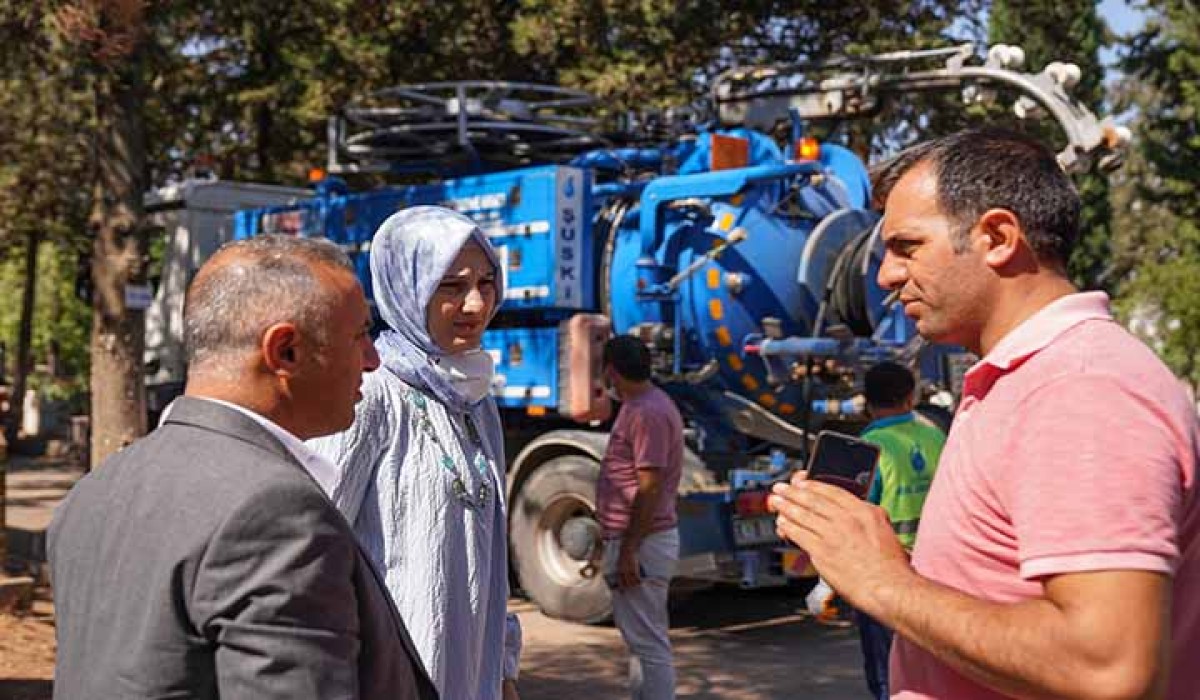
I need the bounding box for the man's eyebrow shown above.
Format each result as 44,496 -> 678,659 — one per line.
882,227 -> 920,241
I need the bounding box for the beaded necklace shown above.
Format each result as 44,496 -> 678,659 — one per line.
406,389 -> 493,511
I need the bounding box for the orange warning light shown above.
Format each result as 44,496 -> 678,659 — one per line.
794,138 -> 821,162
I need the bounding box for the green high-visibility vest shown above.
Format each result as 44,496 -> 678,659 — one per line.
863,413 -> 946,550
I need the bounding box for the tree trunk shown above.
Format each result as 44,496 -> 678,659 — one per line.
88,56 -> 149,468
255,100 -> 274,181
253,12 -> 277,181
0,428 -> 5,566
5,229 -> 39,445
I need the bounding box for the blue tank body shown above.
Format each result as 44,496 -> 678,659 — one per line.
602,133 -> 886,422
233,127 -> 939,446
231,124 -> 970,615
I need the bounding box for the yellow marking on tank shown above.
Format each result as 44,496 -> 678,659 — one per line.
715,326 -> 733,347
707,267 -> 721,289
759,393 -> 777,408
741,374 -> 760,391
718,212 -> 735,231
727,353 -> 744,371
708,299 -> 724,320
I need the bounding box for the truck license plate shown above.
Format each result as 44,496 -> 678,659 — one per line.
733,516 -> 779,546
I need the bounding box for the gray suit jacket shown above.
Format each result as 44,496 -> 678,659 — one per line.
49,397 -> 438,700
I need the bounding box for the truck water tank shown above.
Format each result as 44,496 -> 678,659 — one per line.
602,131 -> 885,416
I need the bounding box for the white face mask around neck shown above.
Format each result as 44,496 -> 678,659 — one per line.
432,348 -> 495,404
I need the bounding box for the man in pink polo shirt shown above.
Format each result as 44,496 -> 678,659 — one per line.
596,334 -> 684,700
769,128 -> 1197,700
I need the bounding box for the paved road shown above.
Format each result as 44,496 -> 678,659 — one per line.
513,586 -> 867,700
4,455 -> 83,572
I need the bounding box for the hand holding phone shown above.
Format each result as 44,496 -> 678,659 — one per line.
805,430 -> 881,499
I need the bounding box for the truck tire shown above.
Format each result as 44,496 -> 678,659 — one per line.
510,454 -> 612,623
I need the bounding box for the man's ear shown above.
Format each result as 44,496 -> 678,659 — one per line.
262,323 -> 301,375
976,208 -> 1023,269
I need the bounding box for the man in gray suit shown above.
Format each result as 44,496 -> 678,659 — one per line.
49,235 -> 437,700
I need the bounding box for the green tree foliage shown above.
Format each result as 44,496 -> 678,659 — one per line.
510,1 -> 769,109
989,0 -> 1114,291
134,1 -> 989,185
0,246 -> 91,382
156,0 -> 981,180
1113,1 -> 1200,389
507,0 -> 981,158
0,2 -> 93,436
153,2 -> 341,183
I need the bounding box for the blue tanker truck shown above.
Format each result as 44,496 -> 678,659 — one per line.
160,44 -> 1125,622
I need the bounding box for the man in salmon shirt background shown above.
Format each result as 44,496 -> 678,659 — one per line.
597,334 -> 685,700
769,128 -> 1197,700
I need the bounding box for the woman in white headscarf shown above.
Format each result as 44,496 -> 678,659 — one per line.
309,206 -> 521,700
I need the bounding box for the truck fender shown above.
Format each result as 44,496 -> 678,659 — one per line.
505,428 -> 714,501
506,429 -> 610,502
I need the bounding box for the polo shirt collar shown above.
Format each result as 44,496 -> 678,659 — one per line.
968,291 -> 1112,382
865,412 -> 916,432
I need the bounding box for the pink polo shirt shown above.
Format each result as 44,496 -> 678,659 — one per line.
892,292 -> 1199,700
596,386 -> 684,537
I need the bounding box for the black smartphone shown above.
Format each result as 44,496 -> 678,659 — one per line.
805,430 -> 882,499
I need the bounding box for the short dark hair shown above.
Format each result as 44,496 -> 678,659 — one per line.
602,335 -> 652,382
864,361 -> 916,409
869,140 -> 938,211
874,128 -> 1081,264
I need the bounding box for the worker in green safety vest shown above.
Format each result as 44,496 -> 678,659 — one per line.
857,361 -> 947,700
863,364 -> 947,550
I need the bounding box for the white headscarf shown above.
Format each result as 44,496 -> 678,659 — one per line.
370,206 -> 504,411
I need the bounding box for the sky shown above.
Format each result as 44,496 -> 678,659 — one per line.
1098,0 -> 1146,69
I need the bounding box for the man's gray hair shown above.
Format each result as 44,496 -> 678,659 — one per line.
183,235 -> 354,372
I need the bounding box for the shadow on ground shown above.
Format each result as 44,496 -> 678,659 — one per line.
0,679 -> 52,700
517,585 -> 865,700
